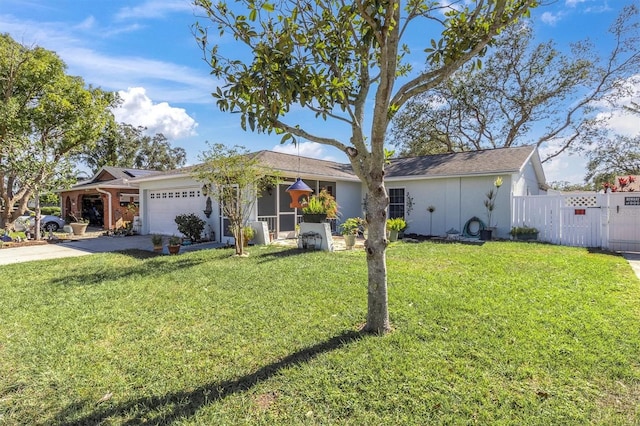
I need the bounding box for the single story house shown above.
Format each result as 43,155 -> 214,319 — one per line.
58,166 -> 160,230
130,145 -> 546,242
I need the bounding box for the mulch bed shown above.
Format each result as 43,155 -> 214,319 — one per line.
0,239 -> 64,249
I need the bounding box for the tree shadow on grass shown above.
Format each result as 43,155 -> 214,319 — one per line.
255,247 -> 319,263
52,330 -> 364,425
47,254 -> 208,287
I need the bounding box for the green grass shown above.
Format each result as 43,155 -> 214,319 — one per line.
1,242 -> 639,425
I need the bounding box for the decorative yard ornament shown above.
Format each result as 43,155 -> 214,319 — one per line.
285,177 -> 313,208
285,142 -> 313,208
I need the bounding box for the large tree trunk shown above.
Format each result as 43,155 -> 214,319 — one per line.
363,180 -> 390,334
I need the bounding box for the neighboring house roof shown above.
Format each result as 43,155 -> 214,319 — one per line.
60,167 -> 162,192
130,145 -> 545,185
385,145 -> 539,179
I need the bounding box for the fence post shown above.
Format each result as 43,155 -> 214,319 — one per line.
601,193 -> 610,250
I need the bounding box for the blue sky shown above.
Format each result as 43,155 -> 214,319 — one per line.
1,0 -> 638,184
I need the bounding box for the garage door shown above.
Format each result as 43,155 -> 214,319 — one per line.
146,187 -> 205,235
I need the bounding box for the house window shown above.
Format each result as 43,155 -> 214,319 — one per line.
189,191 -> 195,197
150,193 -> 155,199
182,191 -> 188,198
161,192 -> 167,199
168,192 -> 174,198
388,188 -> 405,219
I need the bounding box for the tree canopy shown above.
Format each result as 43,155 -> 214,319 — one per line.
77,122 -> 188,174
389,5 -> 640,164
0,33 -> 115,230
193,0 -> 538,333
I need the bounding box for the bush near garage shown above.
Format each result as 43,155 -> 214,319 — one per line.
174,213 -> 205,242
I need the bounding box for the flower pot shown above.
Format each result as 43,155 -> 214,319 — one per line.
70,222 -> 88,236
344,234 -> 356,249
168,244 -> 180,255
479,229 -> 492,241
153,245 -> 163,253
303,214 -> 327,223
388,229 -> 398,242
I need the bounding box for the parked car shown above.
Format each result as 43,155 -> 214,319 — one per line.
14,213 -> 66,232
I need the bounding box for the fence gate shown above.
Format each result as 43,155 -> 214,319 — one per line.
608,193 -> 640,252
559,194 -> 603,248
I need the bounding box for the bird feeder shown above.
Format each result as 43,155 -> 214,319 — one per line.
285,177 -> 313,208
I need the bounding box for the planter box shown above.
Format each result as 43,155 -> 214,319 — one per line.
302,214 -> 327,223
513,233 -> 538,241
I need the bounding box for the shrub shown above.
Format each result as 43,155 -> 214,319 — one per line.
41,206 -> 61,216
509,226 -> 538,236
386,217 -> 407,231
174,213 -> 205,242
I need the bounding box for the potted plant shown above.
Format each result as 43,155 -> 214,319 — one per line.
481,177 -> 503,240
301,189 -> 338,223
339,217 -> 362,249
168,235 -> 181,255
386,217 -> 407,242
509,226 -> 539,241
151,234 -> 163,252
68,213 -> 89,236
242,225 -> 255,246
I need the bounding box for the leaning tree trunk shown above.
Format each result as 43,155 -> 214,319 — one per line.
363,180 -> 391,334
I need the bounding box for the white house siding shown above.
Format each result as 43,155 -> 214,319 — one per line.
335,180 -> 363,223
139,176 -> 218,240
386,174 -> 513,238
513,161 -> 543,196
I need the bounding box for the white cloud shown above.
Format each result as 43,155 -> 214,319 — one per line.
0,12 -> 216,104
540,11 -> 561,25
113,87 -> 198,139
539,140 -> 589,184
58,47 -> 215,103
75,16 -> 96,30
115,0 -> 194,21
272,141 -> 340,162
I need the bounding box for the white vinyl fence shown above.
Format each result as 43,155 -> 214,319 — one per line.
512,192 -> 640,252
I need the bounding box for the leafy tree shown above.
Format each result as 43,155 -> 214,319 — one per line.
0,34 -> 115,233
585,135 -> 640,189
192,144 -> 280,256
548,181 -> 595,192
193,0 -> 537,333
584,84 -> 640,189
134,133 -> 187,171
78,122 -> 187,174
390,5 -> 640,163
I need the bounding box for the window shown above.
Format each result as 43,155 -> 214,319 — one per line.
150,193 -> 155,199
388,188 -> 405,219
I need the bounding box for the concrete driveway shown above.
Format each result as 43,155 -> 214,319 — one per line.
0,235 -> 224,266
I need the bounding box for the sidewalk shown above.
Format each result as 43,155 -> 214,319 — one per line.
622,252 -> 640,281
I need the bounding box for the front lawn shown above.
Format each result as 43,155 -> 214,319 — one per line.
0,242 -> 639,424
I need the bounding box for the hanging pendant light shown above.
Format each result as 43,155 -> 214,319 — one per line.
285,177 -> 313,208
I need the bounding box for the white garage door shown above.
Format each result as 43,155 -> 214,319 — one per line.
147,187 -> 205,235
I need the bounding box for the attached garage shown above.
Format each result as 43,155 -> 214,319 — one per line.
137,173 -> 220,240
